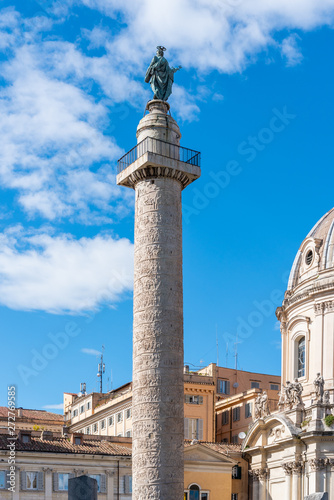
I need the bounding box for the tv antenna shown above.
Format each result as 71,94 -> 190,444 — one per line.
97,345 -> 105,393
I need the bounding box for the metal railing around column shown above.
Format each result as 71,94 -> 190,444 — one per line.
117,137 -> 201,174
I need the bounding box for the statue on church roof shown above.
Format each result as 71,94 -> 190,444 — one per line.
145,46 -> 182,101
314,373 -> 324,402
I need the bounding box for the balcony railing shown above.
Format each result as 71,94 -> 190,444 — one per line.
117,137 -> 201,174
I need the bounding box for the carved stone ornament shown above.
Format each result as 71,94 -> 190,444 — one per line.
326,458 -> 334,470
254,391 -> 270,420
105,469 -> 115,477
282,463 -> 293,476
42,467 -> 53,473
249,468 -> 269,481
309,458 -> 326,472
291,461 -> 304,475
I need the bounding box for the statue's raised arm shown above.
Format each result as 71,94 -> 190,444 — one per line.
145,46 -> 181,102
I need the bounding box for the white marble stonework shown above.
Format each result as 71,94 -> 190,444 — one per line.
117,100 -> 200,500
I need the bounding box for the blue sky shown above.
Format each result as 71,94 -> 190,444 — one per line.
1,0 -> 334,413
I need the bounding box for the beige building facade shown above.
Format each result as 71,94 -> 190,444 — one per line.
0,430 -> 247,500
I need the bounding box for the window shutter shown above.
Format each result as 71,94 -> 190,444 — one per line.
185,395 -> 190,403
20,472 -> 27,491
100,474 -> 107,493
125,475 -> 131,494
237,407 -> 240,420
199,396 -> 203,404
53,473 -> 59,492
119,476 -> 124,494
184,418 -> 189,439
37,471 -> 44,491
198,419 -> 203,440
226,381 -> 230,395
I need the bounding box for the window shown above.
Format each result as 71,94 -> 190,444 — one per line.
0,471 -> 6,489
126,430 -> 132,437
108,416 -> 114,426
57,473 -> 70,491
88,474 -> 107,493
73,409 -> 78,417
245,402 -> 252,418
86,427 -> 90,435
251,381 -> 260,389
218,379 -> 230,394
298,338 -> 306,378
93,423 -> 97,433
80,405 -> 84,414
222,410 -> 229,425
184,418 -> 203,440
231,435 -> 238,444
232,495 -> 238,500
189,484 -> 200,500
305,249 -> 313,266
232,407 -> 240,422
22,434 -> 31,443
270,384 -> 279,391
101,419 -> 106,429
117,412 -> 123,423
126,408 -> 132,419
21,471 -> 42,491
232,465 -> 242,480
87,401 -> 91,410
184,484 -> 209,500
185,395 -> 204,405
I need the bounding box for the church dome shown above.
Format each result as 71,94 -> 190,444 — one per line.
288,207 -> 334,290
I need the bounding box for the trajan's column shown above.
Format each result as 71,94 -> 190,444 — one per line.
116,47 -> 201,499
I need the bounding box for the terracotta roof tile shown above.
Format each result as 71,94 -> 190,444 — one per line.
0,407 -> 63,422
0,434 -> 131,456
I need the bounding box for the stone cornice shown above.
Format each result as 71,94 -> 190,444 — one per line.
126,165 -> 193,189
282,277 -> 334,311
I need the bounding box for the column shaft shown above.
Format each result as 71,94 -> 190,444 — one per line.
132,177 -> 184,499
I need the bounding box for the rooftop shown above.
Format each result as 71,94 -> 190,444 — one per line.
0,407 -> 63,422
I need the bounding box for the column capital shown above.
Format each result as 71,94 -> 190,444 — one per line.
282,463 -> 293,476
309,458 -> 326,471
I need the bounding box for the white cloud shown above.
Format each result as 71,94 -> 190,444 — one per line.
81,348 -> 102,355
281,34 -> 303,66
42,403 -> 63,410
76,0 -> 334,74
0,19 -> 132,223
0,227 -> 134,314
0,1 -> 333,224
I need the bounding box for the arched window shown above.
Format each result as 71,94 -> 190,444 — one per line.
189,484 -> 200,500
297,337 -> 305,378
184,484 -> 209,500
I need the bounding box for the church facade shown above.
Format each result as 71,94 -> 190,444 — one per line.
243,207 -> 334,499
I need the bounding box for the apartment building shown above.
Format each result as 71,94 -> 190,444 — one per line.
198,363 -> 281,444
65,371 -> 216,442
